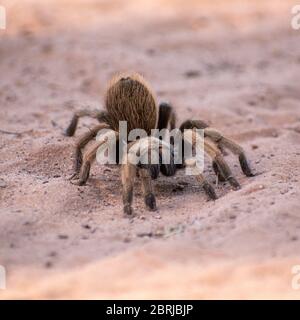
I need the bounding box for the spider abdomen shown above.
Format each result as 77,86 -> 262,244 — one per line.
105,73 -> 157,135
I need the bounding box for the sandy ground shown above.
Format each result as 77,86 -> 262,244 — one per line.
0,0 -> 300,299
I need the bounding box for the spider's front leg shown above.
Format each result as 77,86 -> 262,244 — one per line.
121,162 -> 157,217
121,138 -> 160,216
139,167 -> 157,211
121,158 -> 136,216
69,123 -> 110,180
70,139 -> 103,186
70,130 -> 118,186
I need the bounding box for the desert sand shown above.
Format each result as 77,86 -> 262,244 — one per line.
0,0 -> 300,299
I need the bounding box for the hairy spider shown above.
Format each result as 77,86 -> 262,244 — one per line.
65,72 -> 254,216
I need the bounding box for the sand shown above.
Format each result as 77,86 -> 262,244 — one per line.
0,0 -> 300,299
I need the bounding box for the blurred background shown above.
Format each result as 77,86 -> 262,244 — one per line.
1,0 -> 300,299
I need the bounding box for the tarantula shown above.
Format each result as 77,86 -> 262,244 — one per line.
65,72 -> 254,216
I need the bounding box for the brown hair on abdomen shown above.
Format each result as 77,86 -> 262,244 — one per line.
105,73 -> 157,135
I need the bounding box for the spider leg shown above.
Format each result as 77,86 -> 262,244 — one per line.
204,128 -> 254,177
121,158 -> 136,216
70,123 -> 110,179
139,167 -> 157,211
179,119 -> 226,177
184,158 -> 217,200
183,128 -> 241,190
179,119 -> 209,131
157,102 -> 177,131
204,137 -> 241,190
212,160 -> 226,182
121,137 -> 160,216
121,164 -> 157,216
180,130 -> 218,198
65,109 -> 108,136
156,103 -> 177,175
159,143 -> 177,177
70,130 -> 117,185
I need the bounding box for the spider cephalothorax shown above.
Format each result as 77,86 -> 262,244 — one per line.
65,72 -> 254,216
